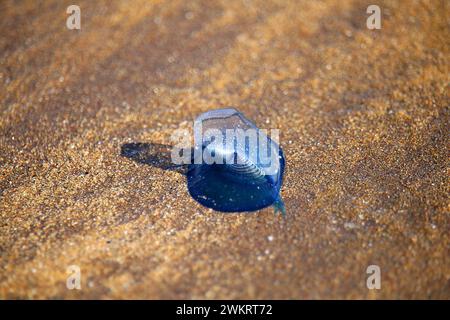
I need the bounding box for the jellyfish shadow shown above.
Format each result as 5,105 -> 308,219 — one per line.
120,142 -> 189,175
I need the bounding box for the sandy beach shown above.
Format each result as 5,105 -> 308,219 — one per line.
0,0 -> 448,299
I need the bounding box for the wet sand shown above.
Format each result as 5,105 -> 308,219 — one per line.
0,0 -> 449,299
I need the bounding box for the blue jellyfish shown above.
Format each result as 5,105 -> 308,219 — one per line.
186,108 -> 286,215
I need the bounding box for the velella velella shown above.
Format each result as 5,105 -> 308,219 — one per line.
186,108 -> 285,214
